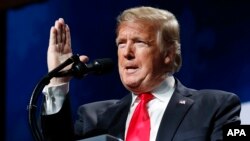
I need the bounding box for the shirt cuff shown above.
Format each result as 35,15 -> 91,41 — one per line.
42,83 -> 69,115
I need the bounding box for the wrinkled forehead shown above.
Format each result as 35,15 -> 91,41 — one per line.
116,20 -> 159,36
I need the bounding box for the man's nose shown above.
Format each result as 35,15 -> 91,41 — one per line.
123,44 -> 135,60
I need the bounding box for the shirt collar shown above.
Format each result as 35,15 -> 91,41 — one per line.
131,75 -> 176,105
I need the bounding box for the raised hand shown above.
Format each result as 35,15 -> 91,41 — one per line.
47,18 -> 89,85
47,18 -> 73,85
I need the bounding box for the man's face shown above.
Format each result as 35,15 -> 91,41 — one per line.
116,21 -> 170,94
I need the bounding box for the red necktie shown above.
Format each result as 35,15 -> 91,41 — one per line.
126,93 -> 154,141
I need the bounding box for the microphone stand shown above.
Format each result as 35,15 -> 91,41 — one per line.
28,55 -> 80,141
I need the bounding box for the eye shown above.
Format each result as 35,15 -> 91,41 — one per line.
136,40 -> 144,43
116,39 -> 126,48
135,40 -> 148,47
118,43 -> 126,48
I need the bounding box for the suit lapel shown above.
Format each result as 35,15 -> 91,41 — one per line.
101,95 -> 132,140
156,80 -> 194,141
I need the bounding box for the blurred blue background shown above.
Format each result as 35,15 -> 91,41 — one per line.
2,0 -> 250,141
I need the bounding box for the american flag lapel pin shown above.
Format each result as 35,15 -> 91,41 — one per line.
179,100 -> 186,104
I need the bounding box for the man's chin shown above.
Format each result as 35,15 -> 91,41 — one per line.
125,83 -> 148,94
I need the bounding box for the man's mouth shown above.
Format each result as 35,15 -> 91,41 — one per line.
125,66 -> 139,73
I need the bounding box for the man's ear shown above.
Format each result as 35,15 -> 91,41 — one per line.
164,56 -> 171,64
164,46 -> 175,65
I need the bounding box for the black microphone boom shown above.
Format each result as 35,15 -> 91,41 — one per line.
28,55 -> 114,141
55,57 -> 114,78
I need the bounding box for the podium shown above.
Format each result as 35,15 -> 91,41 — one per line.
76,134 -> 123,141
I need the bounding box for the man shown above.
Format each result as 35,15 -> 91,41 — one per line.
41,6 -> 241,141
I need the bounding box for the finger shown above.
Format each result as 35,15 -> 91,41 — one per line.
62,25 -> 66,44
58,17 -> 65,23
79,55 -> 89,63
58,18 -> 66,44
49,26 -> 57,51
65,24 -> 71,47
55,19 -> 63,44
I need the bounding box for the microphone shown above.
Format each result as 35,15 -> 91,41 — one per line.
54,57 -> 114,78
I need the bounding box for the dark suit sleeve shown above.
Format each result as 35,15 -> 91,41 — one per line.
211,92 -> 241,141
74,100 -> 119,139
41,95 -> 75,141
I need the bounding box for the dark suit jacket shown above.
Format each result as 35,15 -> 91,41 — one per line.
41,78 -> 241,141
